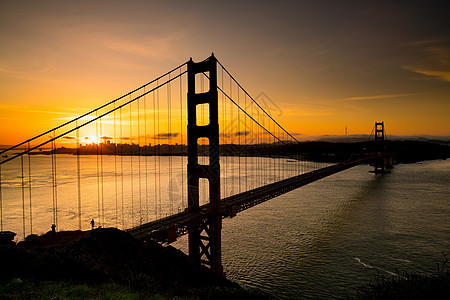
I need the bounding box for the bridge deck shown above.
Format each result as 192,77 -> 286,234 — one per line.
128,155 -> 374,243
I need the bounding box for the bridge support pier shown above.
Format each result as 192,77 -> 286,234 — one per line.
187,54 -> 223,275
374,122 -> 385,174
373,122 -> 392,174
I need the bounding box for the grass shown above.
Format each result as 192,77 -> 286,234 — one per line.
0,280 -> 267,299
0,280 -> 146,299
0,228 -> 269,299
356,254 -> 450,299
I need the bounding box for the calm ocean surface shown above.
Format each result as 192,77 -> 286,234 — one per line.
216,159 -> 450,299
1,154 -> 449,298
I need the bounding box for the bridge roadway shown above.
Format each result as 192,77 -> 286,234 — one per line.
128,154 -> 376,243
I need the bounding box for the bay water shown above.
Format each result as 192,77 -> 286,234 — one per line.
1,153 -> 449,298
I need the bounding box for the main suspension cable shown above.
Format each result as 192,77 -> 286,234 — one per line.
0,62 -> 189,157
216,59 -> 300,144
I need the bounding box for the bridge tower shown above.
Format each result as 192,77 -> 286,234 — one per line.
373,121 -> 386,174
187,54 -> 223,275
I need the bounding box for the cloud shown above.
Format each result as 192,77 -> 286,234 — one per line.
100,136 -> 113,141
345,92 -> 429,101
62,136 -> 77,140
235,131 -> 250,136
282,107 -> 334,117
0,64 -> 61,83
402,39 -> 450,82
0,105 -> 91,123
100,34 -> 183,60
402,67 -> 450,82
2,107 -> 74,115
152,132 -> 179,139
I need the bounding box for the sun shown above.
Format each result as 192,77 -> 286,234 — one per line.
83,135 -> 100,144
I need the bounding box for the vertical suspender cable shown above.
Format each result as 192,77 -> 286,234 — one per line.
255,108 -> 259,186
269,122 -> 277,182
285,132 -> 288,178
268,119 -> 271,182
255,105 -> 258,187
129,97 -> 134,227
120,107 -> 125,229
270,122 -> 277,182
302,140 -> 304,174
244,93 -> 248,191
21,155 -> 26,239
250,100 -> 253,189
27,142 -> 32,234
153,87 -> 158,220
144,87 -> 149,222
269,119 -> 272,181
222,67 -> 226,197
282,131 -> 285,179
262,114 -> 265,186
157,80 -> 162,218
259,107 -> 262,186
138,93 -> 142,226
230,76 -> 233,195
299,141 -> 301,175
261,115 -> 266,186
114,101 -> 118,227
76,123 -> 81,230
280,128 -> 283,179
100,118 -> 104,226
238,89 -> 241,194
278,126 -> 281,180
262,114 -> 266,185
180,68 -> 184,209
261,114 -> 264,185
96,112 -> 100,225
168,74 -> 172,214
267,118 -> 270,183
259,110 -> 262,186
54,131 -> 58,229
52,130 -> 58,230
260,111 -> 263,186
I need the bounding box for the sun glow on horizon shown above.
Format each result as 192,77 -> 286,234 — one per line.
83,135 -> 100,145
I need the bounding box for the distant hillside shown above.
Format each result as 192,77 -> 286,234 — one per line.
288,140 -> 449,163
305,134 -> 450,143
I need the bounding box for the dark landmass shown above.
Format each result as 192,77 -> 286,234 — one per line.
0,228 -> 267,299
357,269 -> 450,299
310,134 -> 450,143
28,140 -> 450,164
285,140 -> 450,163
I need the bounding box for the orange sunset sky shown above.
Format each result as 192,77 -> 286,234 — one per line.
1,0 -> 449,145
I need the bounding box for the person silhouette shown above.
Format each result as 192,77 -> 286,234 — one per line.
90,219 -> 95,229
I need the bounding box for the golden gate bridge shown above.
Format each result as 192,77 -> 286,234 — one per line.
0,54 -> 389,275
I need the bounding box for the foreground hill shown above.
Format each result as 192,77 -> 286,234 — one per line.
0,228 -> 266,299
